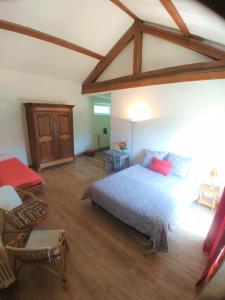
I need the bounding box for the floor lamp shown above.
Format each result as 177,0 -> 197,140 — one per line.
129,120 -> 136,163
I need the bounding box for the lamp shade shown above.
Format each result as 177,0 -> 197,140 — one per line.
210,168 -> 218,177
128,101 -> 151,122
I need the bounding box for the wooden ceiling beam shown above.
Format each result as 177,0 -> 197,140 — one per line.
83,23 -> 135,85
133,22 -> 143,74
110,0 -> 140,21
140,22 -> 225,60
82,60 -> 225,94
0,20 -> 104,60
159,0 -> 190,36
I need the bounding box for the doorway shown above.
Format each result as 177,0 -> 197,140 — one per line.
88,93 -> 111,153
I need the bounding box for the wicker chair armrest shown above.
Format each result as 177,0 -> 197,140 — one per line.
0,207 -> 8,214
5,241 -> 17,247
5,233 -> 28,247
57,231 -> 66,248
15,187 -> 22,193
19,191 -> 37,202
5,246 -> 51,252
15,187 -> 25,199
5,246 -> 54,263
20,192 -> 48,212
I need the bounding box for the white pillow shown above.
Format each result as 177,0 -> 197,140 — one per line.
0,185 -> 22,211
141,149 -> 167,167
165,152 -> 192,178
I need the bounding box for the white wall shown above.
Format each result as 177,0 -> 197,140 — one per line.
111,79 -> 225,183
0,69 -> 92,164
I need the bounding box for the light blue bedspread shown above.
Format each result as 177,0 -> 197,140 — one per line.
84,164 -> 197,251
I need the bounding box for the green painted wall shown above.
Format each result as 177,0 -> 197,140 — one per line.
88,94 -> 111,149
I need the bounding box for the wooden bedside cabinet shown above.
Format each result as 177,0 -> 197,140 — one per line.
198,184 -> 220,210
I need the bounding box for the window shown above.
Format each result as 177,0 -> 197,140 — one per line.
94,103 -> 111,115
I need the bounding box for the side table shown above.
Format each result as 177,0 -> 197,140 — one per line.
198,184 -> 220,210
103,150 -> 129,172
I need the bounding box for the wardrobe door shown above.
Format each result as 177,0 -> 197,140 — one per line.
55,111 -> 74,159
35,111 -> 55,163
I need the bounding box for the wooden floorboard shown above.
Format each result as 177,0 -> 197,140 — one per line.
1,155 -> 225,300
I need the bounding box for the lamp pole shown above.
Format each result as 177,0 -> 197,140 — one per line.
129,120 -> 136,164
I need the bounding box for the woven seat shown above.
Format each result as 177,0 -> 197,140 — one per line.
6,200 -> 48,230
6,230 -> 68,284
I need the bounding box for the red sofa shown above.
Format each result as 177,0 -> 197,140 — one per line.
0,156 -> 44,195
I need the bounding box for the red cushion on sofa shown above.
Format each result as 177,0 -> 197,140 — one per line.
0,158 -> 44,188
149,157 -> 172,176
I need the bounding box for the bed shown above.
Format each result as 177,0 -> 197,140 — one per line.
84,163 -> 197,252
0,155 -> 44,195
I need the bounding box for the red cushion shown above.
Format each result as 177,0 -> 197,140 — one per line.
149,157 -> 172,176
0,158 -> 44,188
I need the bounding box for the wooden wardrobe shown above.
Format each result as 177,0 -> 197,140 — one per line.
24,103 -> 75,170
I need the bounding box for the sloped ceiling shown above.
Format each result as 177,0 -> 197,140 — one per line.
0,0 -> 224,82
122,0 -> 225,45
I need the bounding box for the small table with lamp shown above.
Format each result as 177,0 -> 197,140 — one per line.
103,149 -> 130,173
198,184 -> 220,210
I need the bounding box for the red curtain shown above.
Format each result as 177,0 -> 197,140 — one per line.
196,187 -> 225,289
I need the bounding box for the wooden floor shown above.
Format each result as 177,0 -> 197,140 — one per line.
1,155 -> 225,300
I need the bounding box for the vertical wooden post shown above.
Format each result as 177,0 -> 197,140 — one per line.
133,23 -> 143,74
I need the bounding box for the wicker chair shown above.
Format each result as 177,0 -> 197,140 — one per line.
0,185 -> 47,242
0,234 -> 15,289
5,229 -> 68,284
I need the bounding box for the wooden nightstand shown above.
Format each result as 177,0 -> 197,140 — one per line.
198,184 -> 220,210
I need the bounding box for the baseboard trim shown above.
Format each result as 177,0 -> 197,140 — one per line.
79,146 -> 110,157
40,157 -> 74,169
95,146 -> 110,152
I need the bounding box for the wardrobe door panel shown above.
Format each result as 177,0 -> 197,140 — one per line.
39,140 -> 54,162
56,112 -> 74,159
35,112 -> 55,163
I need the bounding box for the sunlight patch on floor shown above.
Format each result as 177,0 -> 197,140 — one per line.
178,204 -> 214,238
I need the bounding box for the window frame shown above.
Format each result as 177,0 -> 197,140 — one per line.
94,103 -> 111,115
